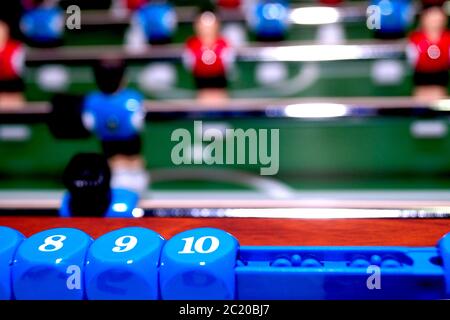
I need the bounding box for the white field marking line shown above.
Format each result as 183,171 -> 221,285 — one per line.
134,62 -> 321,99
28,59 -> 412,99
128,66 -> 197,99
26,62 -> 320,99
232,63 -> 320,98
319,61 -> 413,79
150,168 -> 296,199
28,59 -> 406,85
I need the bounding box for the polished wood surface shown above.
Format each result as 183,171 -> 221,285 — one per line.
1,217 -> 450,247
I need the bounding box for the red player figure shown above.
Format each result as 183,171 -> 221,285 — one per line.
318,0 -> 344,6
420,0 -> 446,7
184,11 -> 235,105
408,4 -> 450,100
123,0 -> 147,11
111,0 -> 146,15
0,17 -> 25,110
216,0 -> 241,10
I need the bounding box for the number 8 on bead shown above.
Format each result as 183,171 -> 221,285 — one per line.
38,235 -> 67,252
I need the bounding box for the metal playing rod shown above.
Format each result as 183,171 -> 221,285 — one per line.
1,97 -> 449,115
25,41 -> 407,64
1,198 -> 450,218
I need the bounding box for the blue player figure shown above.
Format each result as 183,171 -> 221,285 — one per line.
20,0 -> 65,48
247,0 -> 291,42
60,153 -> 140,217
370,0 -> 414,39
82,57 -> 149,195
130,0 -> 177,45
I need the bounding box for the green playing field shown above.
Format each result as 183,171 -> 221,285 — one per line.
25,58 -> 417,102
4,4 -> 450,194
2,115 -> 450,191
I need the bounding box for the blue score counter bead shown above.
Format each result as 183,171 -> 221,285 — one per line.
0,227 -> 24,300
160,228 -> 239,300
438,232 -> 450,297
12,228 -> 92,300
85,227 -> 164,300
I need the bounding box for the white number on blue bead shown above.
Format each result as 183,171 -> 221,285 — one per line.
178,236 -> 220,254
38,235 -> 67,252
112,235 -> 138,253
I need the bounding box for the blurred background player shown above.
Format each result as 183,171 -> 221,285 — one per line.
20,0 -> 65,48
60,153 -> 140,217
120,0 -> 147,12
132,0 -> 177,45
408,3 -> 450,100
82,58 -> 149,195
216,0 -> 241,10
246,0 -> 290,42
318,0 -> 343,5
184,11 -> 234,104
420,0 -> 447,7
20,0 -> 64,48
0,16 -> 25,110
370,0 -> 414,39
